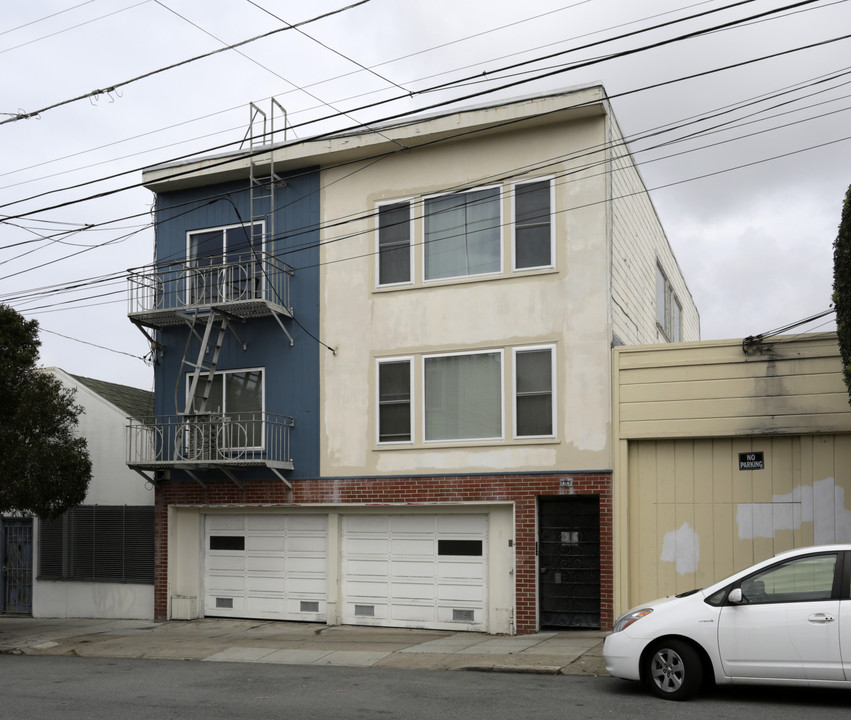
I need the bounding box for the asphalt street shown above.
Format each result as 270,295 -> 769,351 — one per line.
5,655 -> 851,720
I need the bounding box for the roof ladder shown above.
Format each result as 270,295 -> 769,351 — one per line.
248,99 -> 287,265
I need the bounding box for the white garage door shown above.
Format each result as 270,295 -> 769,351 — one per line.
204,514 -> 327,621
342,514 -> 488,631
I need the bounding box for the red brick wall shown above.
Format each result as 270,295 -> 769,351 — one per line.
155,472 -> 612,633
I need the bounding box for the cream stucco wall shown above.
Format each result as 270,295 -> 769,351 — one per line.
319,98 -> 616,477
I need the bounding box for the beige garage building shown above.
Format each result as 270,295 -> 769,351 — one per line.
612,332 -> 851,615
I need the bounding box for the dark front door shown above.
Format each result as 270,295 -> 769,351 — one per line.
538,496 -> 600,628
1,518 -> 33,614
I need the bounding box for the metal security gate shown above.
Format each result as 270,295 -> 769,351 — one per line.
1,518 -> 33,614
538,496 -> 600,628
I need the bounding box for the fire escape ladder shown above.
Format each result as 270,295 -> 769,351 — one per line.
184,313 -> 229,414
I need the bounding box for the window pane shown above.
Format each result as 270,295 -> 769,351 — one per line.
379,361 -> 411,442
516,349 -> 552,393
378,203 -> 411,285
656,265 -> 667,328
742,554 -> 837,603
189,230 -> 224,264
226,370 -> 263,414
225,224 -> 256,264
424,189 -> 500,280
223,224 -> 262,300
425,352 -> 501,441
225,370 -> 263,447
188,230 -> 224,303
192,374 -> 223,413
517,395 -> 552,436
515,181 -> 551,269
515,226 -> 551,268
465,189 -> 501,275
516,349 -> 553,437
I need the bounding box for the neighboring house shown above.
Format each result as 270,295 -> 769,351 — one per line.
611,332 -> 851,616
128,85 -> 698,633
6,369 -> 155,619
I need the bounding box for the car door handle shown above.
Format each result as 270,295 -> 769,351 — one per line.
808,613 -> 836,624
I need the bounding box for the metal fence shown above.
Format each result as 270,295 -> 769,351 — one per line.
128,253 -> 293,317
126,412 -> 294,468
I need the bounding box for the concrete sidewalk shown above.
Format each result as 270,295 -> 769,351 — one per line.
0,616 -> 607,675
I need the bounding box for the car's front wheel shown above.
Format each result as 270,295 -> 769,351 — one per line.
642,639 -> 702,700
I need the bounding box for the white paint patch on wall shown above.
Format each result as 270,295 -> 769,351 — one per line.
736,478 -> 851,542
661,522 -> 700,575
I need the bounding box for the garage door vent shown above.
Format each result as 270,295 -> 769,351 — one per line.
354,604 -> 375,617
216,597 -> 234,609
453,609 -> 475,623
300,601 -> 319,613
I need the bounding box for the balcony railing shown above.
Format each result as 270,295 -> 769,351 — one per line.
127,412 -> 294,471
127,253 -> 293,327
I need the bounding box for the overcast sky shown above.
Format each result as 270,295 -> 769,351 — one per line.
2,0 -> 849,390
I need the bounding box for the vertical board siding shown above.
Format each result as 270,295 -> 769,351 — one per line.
626,434 -> 851,607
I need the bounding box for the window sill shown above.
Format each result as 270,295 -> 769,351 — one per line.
373,267 -> 559,294
374,437 -> 559,451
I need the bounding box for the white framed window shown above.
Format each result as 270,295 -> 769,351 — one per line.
377,357 -> 412,443
423,350 -> 503,442
513,345 -> 555,438
186,222 -> 264,304
424,187 -> 502,281
376,201 -> 412,286
513,178 -> 554,270
186,368 -> 264,449
656,263 -> 682,342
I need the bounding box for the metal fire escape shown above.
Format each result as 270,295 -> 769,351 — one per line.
127,99 -> 295,487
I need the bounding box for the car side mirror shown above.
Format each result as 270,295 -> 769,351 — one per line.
728,587 -> 743,604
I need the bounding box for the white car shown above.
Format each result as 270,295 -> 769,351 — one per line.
603,544 -> 851,700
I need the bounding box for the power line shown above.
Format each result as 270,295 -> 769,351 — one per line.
0,0 -> 373,125
0,0 -> 98,38
0,1 -> 151,57
12,99 -> 850,314
2,3 -> 844,227
0,0 -> 720,189
3,46 -> 848,286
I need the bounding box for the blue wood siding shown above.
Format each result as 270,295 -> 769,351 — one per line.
152,172 -> 321,479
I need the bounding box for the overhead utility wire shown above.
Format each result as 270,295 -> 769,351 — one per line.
0,0 -> 373,125
0,1 -> 150,57
244,0 -> 408,94
418,0 -> 810,93
9,0 -> 751,208
2,1 -> 841,226
4,42 -> 849,280
0,0 -> 97,37
9,78 -> 850,312
14,123 -> 851,318
153,0 -> 406,150
0,0 -> 724,188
